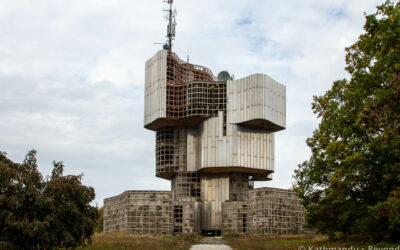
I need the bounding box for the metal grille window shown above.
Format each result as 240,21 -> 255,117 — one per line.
165,52 -> 227,120
172,172 -> 200,200
156,127 -> 187,178
174,205 -> 183,223
173,226 -> 182,234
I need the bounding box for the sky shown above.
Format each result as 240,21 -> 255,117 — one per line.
0,0 -> 383,206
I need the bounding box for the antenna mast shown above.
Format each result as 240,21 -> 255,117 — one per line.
163,0 -> 176,51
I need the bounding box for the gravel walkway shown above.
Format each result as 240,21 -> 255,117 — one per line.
189,237 -> 233,250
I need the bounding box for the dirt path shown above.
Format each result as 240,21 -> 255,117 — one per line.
190,237 -> 233,250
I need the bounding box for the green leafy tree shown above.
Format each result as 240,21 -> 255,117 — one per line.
43,161 -> 99,248
294,0 -> 400,241
0,150 -> 99,249
95,206 -> 104,233
0,150 -> 47,249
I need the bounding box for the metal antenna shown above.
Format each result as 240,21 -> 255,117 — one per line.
163,0 -> 176,51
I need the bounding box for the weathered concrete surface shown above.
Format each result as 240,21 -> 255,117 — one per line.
190,237 -> 232,250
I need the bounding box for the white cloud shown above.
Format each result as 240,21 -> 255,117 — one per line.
0,0 -> 383,204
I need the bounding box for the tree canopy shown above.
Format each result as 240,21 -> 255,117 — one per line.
0,150 -> 99,249
294,0 -> 400,241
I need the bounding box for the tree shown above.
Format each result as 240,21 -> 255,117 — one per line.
0,150 -> 99,249
294,0 -> 400,241
43,161 -> 99,248
94,206 -> 104,233
0,150 -> 47,249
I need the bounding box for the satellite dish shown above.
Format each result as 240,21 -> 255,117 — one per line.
217,71 -> 231,81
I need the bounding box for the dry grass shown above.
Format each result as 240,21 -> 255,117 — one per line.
223,233 -> 400,250
78,233 -> 202,250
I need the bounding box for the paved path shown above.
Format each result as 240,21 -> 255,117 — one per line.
190,237 -> 233,250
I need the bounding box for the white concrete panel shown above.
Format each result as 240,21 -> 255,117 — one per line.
227,74 -> 286,130
201,175 -> 229,230
186,113 -> 275,174
144,50 -> 167,127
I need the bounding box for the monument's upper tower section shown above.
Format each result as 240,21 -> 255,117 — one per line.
143,0 -> 285,182
144,50 -> 217,130
144,50 -> 285,131
144,49 -> 286,181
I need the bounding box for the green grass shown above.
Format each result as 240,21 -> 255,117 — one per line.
55,233 -> 400,250
77,233 -> 202,250
223,234 -> 400,250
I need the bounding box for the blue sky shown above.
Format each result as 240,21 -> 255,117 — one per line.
0,0 -> 383,205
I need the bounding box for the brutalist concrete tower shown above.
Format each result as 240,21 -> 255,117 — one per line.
144,49 -> 286,235
103,0 -> 304,235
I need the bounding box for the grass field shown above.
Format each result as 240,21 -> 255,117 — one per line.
3,233 -> 399,249
223,234 -> 400,250
72,233 -> 400,250
77,233 -> 202,250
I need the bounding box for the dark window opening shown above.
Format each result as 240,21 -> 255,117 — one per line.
202,230 -> 221,237
242,205 -> 247,233
223,111 -> 227,136
174,226 -> 182,234
191,188 -> 200,197
174,205 -> 183,223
